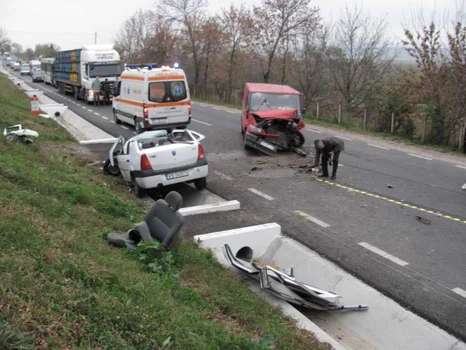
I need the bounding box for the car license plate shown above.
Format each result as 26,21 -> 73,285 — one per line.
166,170 -> 190,180
150,118 -> 167,125
260,140 -> 275,151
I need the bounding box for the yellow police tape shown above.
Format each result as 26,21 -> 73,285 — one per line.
316,179 -> 466,225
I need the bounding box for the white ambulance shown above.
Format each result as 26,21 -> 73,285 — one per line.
112,64 -> 192,133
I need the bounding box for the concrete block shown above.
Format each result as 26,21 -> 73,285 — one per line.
24,89 -> 43,98
39,103 -> 68,117
179,200 -> 240,216
194,223 -> 281,265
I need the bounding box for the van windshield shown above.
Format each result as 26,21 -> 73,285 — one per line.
149,81 -> 187,103
249,93 -> 300,111
89,63 -> 122,78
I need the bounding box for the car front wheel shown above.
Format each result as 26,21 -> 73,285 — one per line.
194,177 -> 207,191
114,109 -> 121,124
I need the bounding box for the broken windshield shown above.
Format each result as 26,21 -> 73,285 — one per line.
249,93 -> 300,111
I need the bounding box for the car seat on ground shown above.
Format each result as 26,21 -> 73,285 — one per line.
107,191 -> 184,250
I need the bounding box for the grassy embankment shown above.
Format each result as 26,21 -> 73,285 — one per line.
193,97 -> 465,156
0,74 -> 329,349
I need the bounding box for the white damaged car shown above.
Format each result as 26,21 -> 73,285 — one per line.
104,129 -> 208,197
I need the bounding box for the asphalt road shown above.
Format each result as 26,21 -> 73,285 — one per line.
11,69 -> 466,341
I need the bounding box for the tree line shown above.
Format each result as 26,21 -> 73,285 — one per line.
113,0 -> 466,151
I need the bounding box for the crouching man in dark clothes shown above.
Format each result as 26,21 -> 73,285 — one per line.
311,137 -> 345,180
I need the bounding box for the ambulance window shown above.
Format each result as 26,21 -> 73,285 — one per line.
170,81 -> 186,102
149,82 -> 165,102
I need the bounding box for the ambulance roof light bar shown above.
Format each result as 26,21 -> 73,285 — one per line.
125,63 -> 158,70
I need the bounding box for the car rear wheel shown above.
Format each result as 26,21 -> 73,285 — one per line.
134,118 -> 143,134
113,109 -> 121,124
132,177 -> 146,198
194,177 -> 207,191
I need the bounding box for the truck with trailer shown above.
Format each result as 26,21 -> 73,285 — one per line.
54,45 -> 121,104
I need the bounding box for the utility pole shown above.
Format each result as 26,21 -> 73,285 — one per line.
95,32 -> 97,45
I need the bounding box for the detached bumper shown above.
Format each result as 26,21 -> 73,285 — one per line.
244,132 -> 278,156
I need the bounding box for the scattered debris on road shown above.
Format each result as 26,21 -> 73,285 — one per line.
416,216 -> 432,225
387,184 -> 394,188
222,244 -> 368,312
107,191 -> 184,250
3,124 -> 38,144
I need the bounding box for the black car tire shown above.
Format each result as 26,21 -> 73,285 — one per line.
114,109 -> 121,124
132,177 -> 146,198
103,159 -> 121,176
194,177 -> 207,190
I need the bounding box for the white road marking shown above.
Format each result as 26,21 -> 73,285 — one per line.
452,287 -> 466,299
214,170 -> 233,181
102,116 -> 108,120
337,136 -> 353,141
227,110 -> 237,114
455,165 -> 466,170
339,164 -> 344,167
368,144 -> 390,150
120,126 -> 129,130
94,112 -> 100,116
132,132 -> 137,135
294,210 -> 330,228
305,128 -> 322,133
80,106 -> 86,109
248,188 -> 275,201
192,119 -> 212,126
110,121 -> 116,124
408,154 -> 432,161
212,107 -> 221,110
359,242 -> 409,266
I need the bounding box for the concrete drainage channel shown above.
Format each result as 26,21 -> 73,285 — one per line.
195,224 -> 466,349
4,67 -> 466,349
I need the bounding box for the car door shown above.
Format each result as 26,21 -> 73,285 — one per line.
115,139 -> 132,182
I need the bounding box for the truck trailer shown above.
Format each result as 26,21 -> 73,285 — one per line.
54,45 -> 121,103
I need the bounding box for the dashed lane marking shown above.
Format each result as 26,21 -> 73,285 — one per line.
102,116 -> 108,120
316,179 -> 466,225
94,112 -> 100,116
248,188 -> 275,201
294,210 -> 330,228
455,165 -> 466,170
213,170 -> 233,181
337,136 -> 353,141
368,144 -> 390,150
359,242 -> 409,266
110,121 -> 116,124
408,153 -> 432,161
132,132 -> 137,135
192,119 -> 212,126
452,287 -> 466,299
120,126 -> 129,130
305,128 -> 322,133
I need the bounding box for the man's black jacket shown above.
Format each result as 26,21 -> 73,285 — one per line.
313,137 -> 345,167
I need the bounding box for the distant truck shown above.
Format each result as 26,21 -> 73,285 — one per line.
54,44 -> 122,103
29,60 -> 42,82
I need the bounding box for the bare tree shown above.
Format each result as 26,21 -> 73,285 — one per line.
34,43 -> 59,58
199,18 -> 223,93
0,27 -> 11,54
157,0 -> 208,93
218,5 -> 253,102
328,6 -> 396,113
252,0 -> 320,83
290,24 -> 329,108
114,10 -> 156,63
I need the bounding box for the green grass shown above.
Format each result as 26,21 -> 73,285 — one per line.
0,74 -> 329,349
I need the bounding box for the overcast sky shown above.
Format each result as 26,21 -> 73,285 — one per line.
0,0 -> 460,50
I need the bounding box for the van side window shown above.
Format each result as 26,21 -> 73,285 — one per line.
149,82 -> 165,102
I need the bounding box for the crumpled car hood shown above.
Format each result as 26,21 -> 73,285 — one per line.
251,109 -> 298,120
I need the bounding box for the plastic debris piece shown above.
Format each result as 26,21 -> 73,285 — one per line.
416,216 -> 431,225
